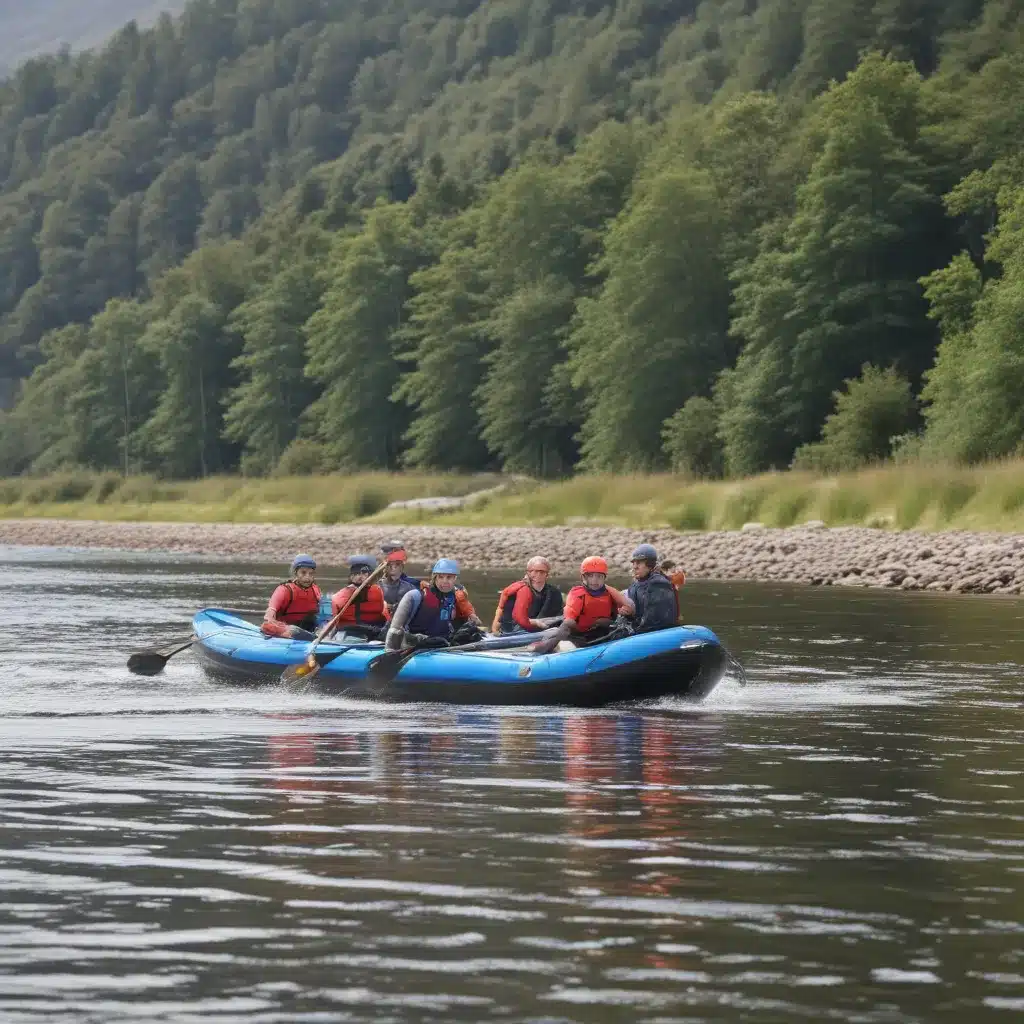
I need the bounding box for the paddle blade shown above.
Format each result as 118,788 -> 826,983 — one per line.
280,654 -> 320,689
127,636 -> 196,676
127,652 -> 171,676
367,645 -> 419,684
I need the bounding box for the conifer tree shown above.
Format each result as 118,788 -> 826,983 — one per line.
723,55 -> 940,472
304,203 -> 429,469
570,164 -> 730,470
223,261 -> 324,475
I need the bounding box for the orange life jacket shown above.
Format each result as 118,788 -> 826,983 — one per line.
332,583 -> 387,626
567,584 -> 617,633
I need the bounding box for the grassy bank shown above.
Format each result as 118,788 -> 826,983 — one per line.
0,471 -> 504,524
3,462 -> 1024,532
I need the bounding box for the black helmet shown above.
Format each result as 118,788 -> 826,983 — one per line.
630,543 -> 658,565
348,554 -> 376,574
379,538 -> 405,555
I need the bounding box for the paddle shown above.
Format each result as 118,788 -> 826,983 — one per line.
279,561 -> 388,688
365,626 -> 543,686
127,627 -> 236,676
365,635 -> 444,685
127,636 -> 197,676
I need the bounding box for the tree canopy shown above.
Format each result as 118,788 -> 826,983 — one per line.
1,0 -> 1022,479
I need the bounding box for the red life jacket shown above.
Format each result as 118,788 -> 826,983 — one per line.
332,583 -> 387,626
276,581 -> 322,625
567,584 -> 616,633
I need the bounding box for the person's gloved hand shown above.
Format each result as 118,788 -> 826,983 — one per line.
451,623 -> 484,646
605,618 -> 634,642
413,635 -> 449,649
287,626 -> 317,641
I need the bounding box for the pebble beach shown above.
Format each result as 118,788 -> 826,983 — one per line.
3,518 -> 1024,594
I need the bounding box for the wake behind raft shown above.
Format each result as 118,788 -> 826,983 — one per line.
192,609 -> 728,707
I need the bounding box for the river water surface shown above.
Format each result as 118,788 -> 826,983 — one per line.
1,546 -> 1023,1022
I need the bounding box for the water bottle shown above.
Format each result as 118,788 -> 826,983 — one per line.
318,591 -> 333,628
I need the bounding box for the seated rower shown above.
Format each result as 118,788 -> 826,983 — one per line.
492,556 -> 564,635
379,546 -> 419,613
385,558 -> 482,651
624,543 -> 681,633
532,556 -> 634,653
262,553 -> 322,640
328,555 -> 387,637
380,536 -> 475,606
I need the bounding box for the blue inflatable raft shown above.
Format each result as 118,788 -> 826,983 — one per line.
192,609 -> 727,706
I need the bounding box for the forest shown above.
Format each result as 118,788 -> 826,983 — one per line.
0,0 -> 1023,482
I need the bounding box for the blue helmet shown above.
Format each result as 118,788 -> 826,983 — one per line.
630,543 -> 658,565
348,554 -> 376,574
290,553 -> 316,574
432,558 -> 459,575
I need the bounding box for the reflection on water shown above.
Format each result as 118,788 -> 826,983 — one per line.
1,545 -> 1023,1021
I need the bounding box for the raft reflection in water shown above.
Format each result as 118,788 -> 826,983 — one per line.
263,710 -> 721,906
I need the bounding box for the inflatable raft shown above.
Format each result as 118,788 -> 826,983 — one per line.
192,609 -> 727,707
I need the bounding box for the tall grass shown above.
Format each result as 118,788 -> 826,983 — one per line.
4,461 -> 1024,531
0,471 -> 505,524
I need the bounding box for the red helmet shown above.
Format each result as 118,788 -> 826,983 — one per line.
580,556 -> 608,575
385,549 -> 407,563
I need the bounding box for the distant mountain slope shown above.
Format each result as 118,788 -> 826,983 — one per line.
0,1 -> 186,72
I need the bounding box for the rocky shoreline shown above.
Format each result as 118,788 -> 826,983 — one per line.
2,518 -> 1024,595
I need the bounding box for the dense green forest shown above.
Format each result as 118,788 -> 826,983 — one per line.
1,0 -> 1024,481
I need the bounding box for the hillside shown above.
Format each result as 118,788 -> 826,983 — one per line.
0,1 -> 187,73
1,0 -> 1024,482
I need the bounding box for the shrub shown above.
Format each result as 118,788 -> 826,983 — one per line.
792,365 -> 918,472
275,439 -> 326,476
662,397 -> 724,478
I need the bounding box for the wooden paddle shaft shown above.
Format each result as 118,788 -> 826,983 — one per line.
307,561 -> 388,656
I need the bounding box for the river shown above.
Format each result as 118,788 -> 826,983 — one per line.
1,545 -> 1023,1022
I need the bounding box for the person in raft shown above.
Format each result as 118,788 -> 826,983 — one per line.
531,556 -> 634,653
326,554 -> 388,638
378,541 -> 420,612
624,543 -> 682,633
262,553 -> 322,640
380,536 -> 476,608
491,556 -> 564,635
384,558 -> 483,651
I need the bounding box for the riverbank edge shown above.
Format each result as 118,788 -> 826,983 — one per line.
2,518 -> 1023,595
